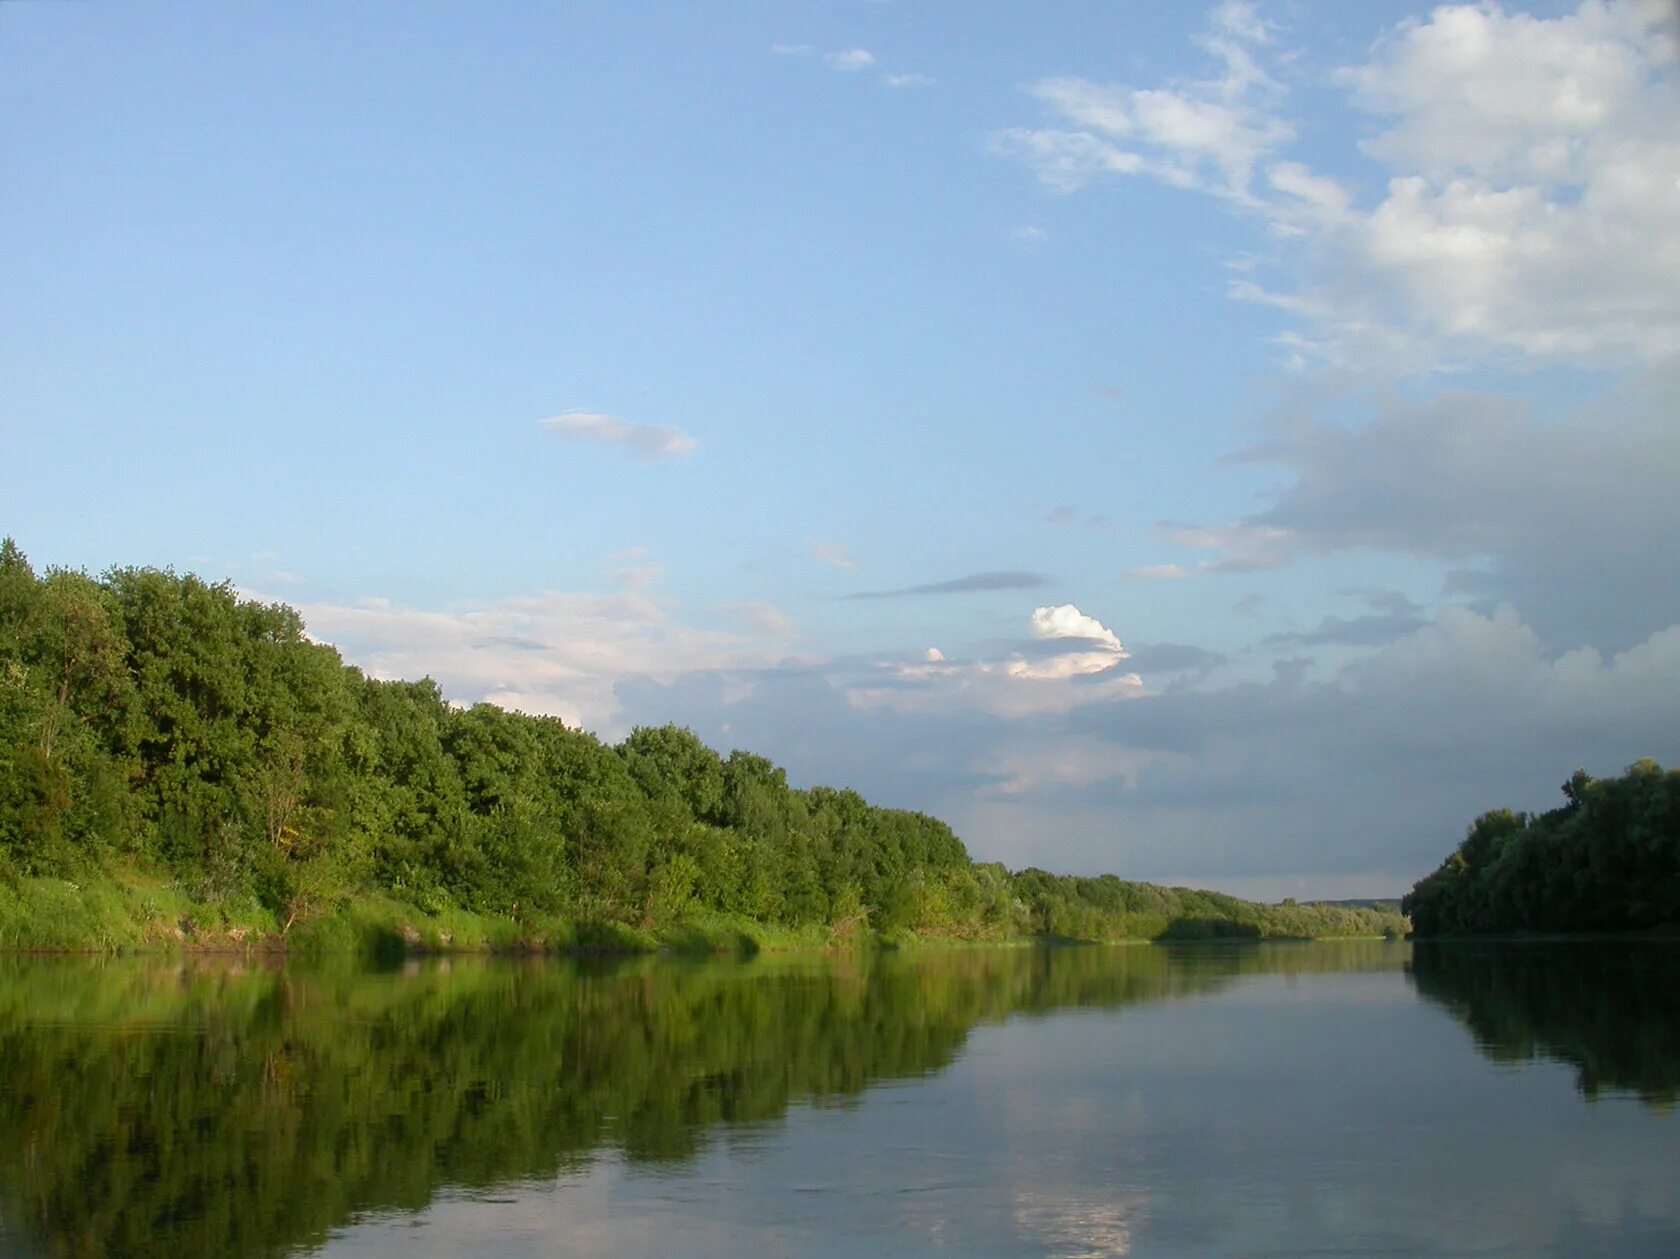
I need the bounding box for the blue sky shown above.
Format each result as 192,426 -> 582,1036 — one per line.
5,1 -> 1678,898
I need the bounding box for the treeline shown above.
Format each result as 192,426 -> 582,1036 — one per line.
1403,762 -> 1680,936
0,544 -> 1403,947
1010,868 -> 1401,942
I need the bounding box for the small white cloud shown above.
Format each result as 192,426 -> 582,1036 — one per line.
1031,603 -> 1125,652
810,540 -> 859,570
851,603 -> 1140,717
539,411 -> 697,460
884,72 -> 935,88
1126,564 -> 1189,580
770,43 -> 812,57
826,48 -> 876,72
1012,225 -> 1048,243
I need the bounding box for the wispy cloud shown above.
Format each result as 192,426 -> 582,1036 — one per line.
1044,504 -> 1108,528
843,570 -> 1050,600
777,41 -> 929,91
826,48 -> 876,72
991,3 -> 1288,202
810,540 -> 859,570
539,411 -> 697,460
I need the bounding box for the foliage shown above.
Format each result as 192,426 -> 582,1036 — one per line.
0,543 -> 1405,949
1403,762 -> 1680,936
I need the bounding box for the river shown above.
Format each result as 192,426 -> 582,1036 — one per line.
0,940 -> 1674,1257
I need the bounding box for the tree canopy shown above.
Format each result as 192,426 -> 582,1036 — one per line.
1403,761 -> 1680,936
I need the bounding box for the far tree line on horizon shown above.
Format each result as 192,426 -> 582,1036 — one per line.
0,542 -> 1413,948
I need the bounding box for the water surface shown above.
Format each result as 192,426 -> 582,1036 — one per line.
0,941 -> 1674,1258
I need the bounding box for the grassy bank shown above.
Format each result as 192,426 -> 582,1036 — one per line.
0,867 -> 1405,957
0,867 -> 911,957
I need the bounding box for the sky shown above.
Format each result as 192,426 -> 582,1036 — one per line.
4,0 -> 1678,899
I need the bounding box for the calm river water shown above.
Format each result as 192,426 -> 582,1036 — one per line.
0,940 -> 1675,1258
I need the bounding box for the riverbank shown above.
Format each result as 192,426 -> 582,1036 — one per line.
0,868 -> 1407,957
0,870 -> 832,956
0,867 -> 1411,954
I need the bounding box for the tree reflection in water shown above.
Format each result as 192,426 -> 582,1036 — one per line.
0,942 -> 1404,1258
1408,941 -> 1680,1108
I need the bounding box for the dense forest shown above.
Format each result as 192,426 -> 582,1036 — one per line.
0,543 -> 1403,950
1403,763 -> 1680,936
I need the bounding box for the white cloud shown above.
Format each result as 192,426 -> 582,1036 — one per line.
1292,0 -> 1680,367
1125,564 -> 1189,580
539,411 -> 697,460
1030,603 -> 1124,651
1012,225 -> 1047,243
1005,604 -> 1132,681
770,43 -> 812,57
809,540 -> 859,570
826,48 -> 876,72
884,72 -> 935,88
849,603 -> 1141,717
996,1 -> 1680,370
989,126 -> 1149,195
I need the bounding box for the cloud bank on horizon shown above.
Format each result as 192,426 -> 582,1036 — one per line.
5,0 -> 1678,900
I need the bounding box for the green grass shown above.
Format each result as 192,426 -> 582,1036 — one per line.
0,870 -> 1407,957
